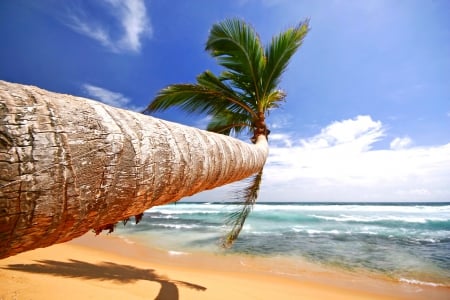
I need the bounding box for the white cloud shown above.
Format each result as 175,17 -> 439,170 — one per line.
260,115 -> 450,202
267,114 -> 292,130
67,14 -> 112,49
66,0 -> 151,53
390,136 -> 412,150
300,115 -> 383,151
83,84 -> 143,111
269,133 -> 293,147
194,115 -> 212,130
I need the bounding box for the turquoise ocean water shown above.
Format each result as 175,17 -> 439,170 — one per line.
116,202 -> 450,287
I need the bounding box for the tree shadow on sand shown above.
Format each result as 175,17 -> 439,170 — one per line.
4,259 -> 206,300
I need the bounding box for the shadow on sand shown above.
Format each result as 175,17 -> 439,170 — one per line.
4,259 -> 206,300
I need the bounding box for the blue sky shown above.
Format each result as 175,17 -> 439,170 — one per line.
1,0 -> 449,202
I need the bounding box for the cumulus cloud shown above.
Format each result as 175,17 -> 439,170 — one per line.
390,136 -> 412,150
83,84 -> 143,111
300,115 -> 383,151
261,115 -> 450,202
66,0 -> 152,53
269,133 -> 293,147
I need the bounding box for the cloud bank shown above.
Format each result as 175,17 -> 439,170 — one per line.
66,0 -> 152,53
261,115 -> 450,202
83,84 -> 143,112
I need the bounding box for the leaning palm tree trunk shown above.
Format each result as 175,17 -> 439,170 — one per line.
0,80 -> 268,259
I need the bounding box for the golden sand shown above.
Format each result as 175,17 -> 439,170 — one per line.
1,233 -> 448,300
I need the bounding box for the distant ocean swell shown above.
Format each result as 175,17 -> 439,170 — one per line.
116,202 -> 450,287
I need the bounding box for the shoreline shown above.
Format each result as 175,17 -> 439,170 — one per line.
1,233 -> 448,300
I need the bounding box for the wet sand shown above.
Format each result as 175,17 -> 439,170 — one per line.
1,233 -> 448,300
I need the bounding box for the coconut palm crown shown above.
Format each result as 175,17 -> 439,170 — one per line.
145,18 -> 309,247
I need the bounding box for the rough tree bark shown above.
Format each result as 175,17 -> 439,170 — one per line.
0,80 -> 268,259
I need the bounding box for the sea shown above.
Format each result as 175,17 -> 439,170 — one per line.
115,202 -> 450,288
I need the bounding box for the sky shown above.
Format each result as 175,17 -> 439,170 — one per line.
1,0 -> 449,202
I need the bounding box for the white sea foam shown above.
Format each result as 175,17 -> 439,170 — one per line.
291,226 -> 304,233
148,209 -> 222,215
152,215 -> 179,219
292,227 -> 342,236
168,250 -> 189,256
412,238 -> 440,244
292,226 -> 380,236
399,278 -> 445,287
306,229 -> 322,235
254,204 -> 450,215
310,214 -> 446,223
154,223 -> 198,229
251,231 -> 277,236
118,235 -> 135,244
359,230 -> 378,235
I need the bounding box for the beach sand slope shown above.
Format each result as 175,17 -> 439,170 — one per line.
1,234 -> 448,300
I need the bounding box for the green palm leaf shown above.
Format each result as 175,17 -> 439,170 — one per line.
206,110 -> 252,136
262,19 -> 310,101
145,71 -> 256,118
206,18 -> 265,102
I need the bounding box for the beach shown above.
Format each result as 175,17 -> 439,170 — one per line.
1,232 -> 448,300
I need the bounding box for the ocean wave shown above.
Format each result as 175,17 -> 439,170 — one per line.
147,209 -> 223,215
399,278 -> 446,287
310,214 -> 448,223
247,231 -> 282,236
411,237 -> 446,244
152,223 -> 200,229
147,214 -> 179,219
289,226 -> 444,238
253,204 -> 450,214
291,227 -> 340,235
168,250 -> 189,256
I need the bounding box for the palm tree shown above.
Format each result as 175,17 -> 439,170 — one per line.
0,80 -> 268,259
145,18 -> 310,247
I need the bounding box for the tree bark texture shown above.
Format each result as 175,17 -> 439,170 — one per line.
0,80 -> 268,259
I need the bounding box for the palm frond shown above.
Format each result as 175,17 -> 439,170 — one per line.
144,83 -> 224,115
263,89 -> 287,111
145,71 -> 257,119
222,170 -> 263,248
197,71 -> 257,118
206,18 -> 265,103
207,110 -> 252,136
262,19 -> 310,98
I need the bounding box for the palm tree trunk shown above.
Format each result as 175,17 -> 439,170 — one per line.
0,80 -> 268,259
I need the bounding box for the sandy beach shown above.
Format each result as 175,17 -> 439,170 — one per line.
1,233 -> 448,300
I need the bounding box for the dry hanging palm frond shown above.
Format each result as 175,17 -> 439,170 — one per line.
222,170 -> 263,248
